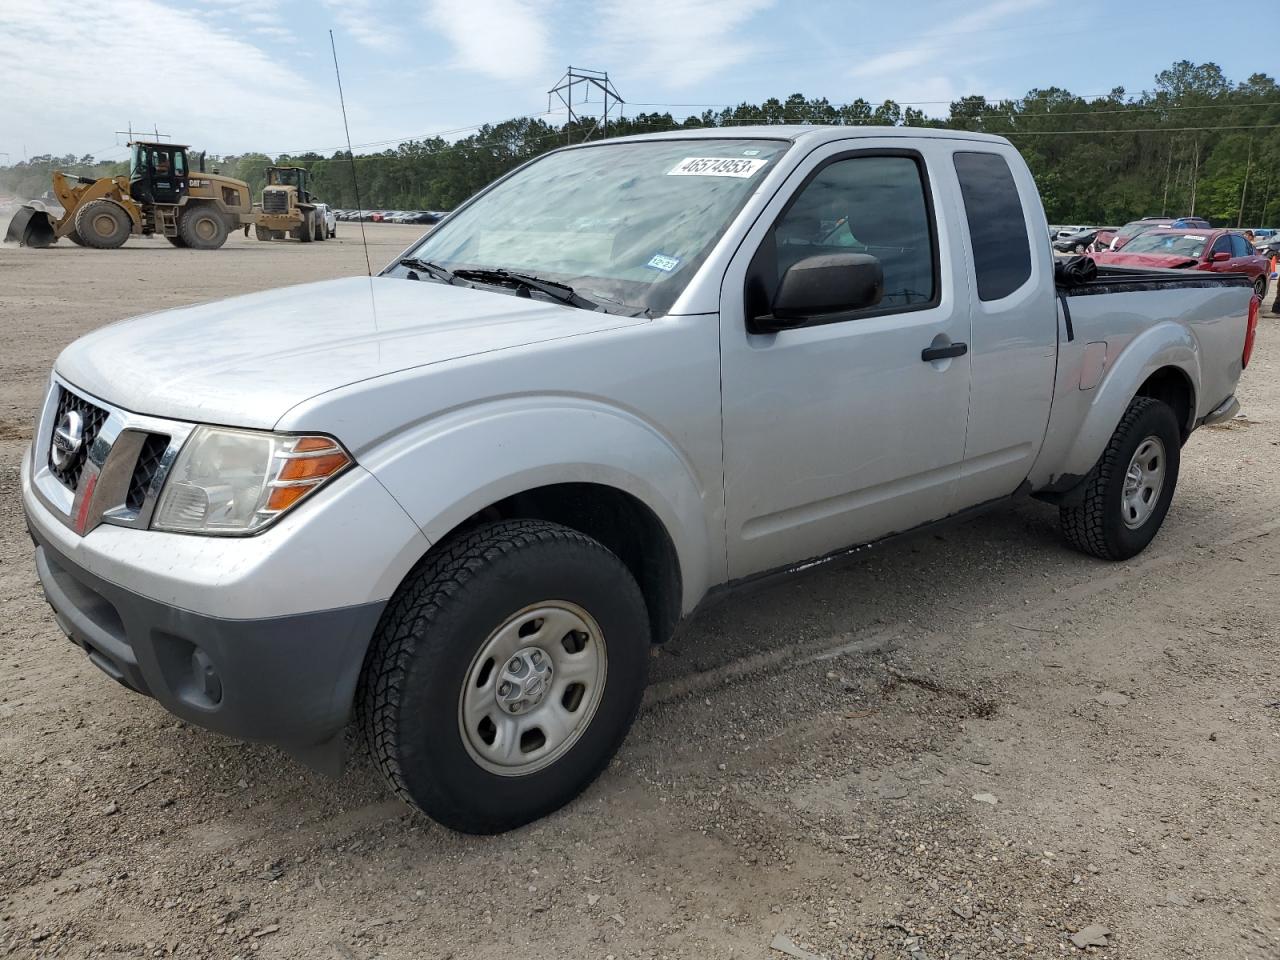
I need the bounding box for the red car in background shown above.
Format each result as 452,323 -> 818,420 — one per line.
1091,228 -> 1270,298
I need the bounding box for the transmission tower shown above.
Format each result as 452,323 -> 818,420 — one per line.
548,67 -> 625,144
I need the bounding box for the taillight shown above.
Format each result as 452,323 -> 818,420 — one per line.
1243,294 -> 1260,369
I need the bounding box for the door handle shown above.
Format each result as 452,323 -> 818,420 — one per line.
921,342 -> 968,362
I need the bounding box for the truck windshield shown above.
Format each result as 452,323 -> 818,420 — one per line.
396,138 -> 790,315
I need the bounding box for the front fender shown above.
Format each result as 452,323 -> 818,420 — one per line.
359,397 -> 719,614
1059,321 -> 1199,480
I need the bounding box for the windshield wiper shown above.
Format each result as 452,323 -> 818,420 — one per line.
398,257 -> 456,284
450,267 -> 600,311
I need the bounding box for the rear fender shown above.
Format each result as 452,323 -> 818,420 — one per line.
1058,322 -> 1199,481
358,398 -> 717,614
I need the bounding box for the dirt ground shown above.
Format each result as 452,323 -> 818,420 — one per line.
1,221 -> 1278,960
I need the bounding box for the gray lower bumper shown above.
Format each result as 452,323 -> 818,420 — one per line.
30,530 -> 385,772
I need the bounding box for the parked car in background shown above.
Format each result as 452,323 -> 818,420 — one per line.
1107,217 -> 1211,251
1053,227 -> 1099,253
1092,228 -> 1270,298
313,203 -> 338,239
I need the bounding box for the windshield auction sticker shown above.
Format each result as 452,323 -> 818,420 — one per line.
667,157 -> 768,178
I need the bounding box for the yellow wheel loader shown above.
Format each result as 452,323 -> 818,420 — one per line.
252,166 -> 326,242
5,141 -> 255,250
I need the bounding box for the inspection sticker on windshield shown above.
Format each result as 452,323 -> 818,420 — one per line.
668,156 -> 768,178
646,254 -> 681,272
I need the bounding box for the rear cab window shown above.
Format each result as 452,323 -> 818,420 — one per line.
953,151 -> 1032,301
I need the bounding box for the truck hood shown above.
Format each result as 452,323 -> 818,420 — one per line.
55,276 -> 647,428
1091,251 -> 1200,270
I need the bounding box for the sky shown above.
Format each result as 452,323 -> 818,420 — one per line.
0,0 -> 1271,164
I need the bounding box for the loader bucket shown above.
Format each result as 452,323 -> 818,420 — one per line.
4,206 -> 57,247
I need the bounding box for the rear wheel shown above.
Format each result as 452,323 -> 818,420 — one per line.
74,200 -> 132,249
1060,396 -> 1181,560
178,206 -> 229,250
314,215 -> 325,241
1253,275 -> 1267,300
254,224 -> 272,242
358,519 -> 650,834
297,212 -> 313,243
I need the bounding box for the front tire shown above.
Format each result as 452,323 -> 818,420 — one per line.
358,519 -> 650,834
178,206 -> 229,249
1060,396 -> 1181,560
74,200 -> 132,248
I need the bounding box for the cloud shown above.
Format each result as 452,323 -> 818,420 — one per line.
423,0 -> 550,82
321,0 -> 402,52
0,0 -> 340,159
850,0 -> 1050,83
595,0 -> 776,87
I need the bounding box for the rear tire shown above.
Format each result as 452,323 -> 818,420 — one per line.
297,212 -> 313,243
358,519 -> 650,834
254,224 -> 272,242
314,215 -> 325,241
74,200 -> 132,249
178,206 -> 229,250
1253,275 -> 1267,300
1060,397 -> 1181,561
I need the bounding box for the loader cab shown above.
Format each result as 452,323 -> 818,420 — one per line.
129,141 -> 189,206
265,166 -> 311,203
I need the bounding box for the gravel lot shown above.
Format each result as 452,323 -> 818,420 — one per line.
1,222 -> 1278,959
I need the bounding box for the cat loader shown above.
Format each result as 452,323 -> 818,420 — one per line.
253,166 -> 325,242
5,140 -> 255,250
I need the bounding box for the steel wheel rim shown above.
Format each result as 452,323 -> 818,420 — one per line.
92,213 -> 115,237
195,217 -> 216,240
1121,436 -> 1166,529
458,601 -> 607,777
1255,277 -> 1266,298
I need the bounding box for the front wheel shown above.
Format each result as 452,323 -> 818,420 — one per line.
1060,396 -> 1181,560
178,206 -> 229,249
358,519 -> 650,834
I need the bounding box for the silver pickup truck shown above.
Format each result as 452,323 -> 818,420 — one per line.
21,127 -> 1260,833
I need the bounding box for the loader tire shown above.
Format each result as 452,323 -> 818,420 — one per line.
74,200 -> 132,249
66,228 -> 86,246
254,225 -> 272,242
179,206 -> 229,250
314,215 -> 326,241
298,212 -> 313,243
166,235 -> 188,248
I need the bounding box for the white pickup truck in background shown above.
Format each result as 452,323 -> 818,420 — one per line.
22,126 -> 1259,833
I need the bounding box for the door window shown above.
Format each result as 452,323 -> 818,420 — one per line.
750,153 -> 937,320
173,150 -> 186,176
1210,236 -> 1232,259
1230,234 -> 1252,257
953,152 -> 1032,301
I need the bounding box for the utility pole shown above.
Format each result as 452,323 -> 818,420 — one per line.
1188,140 -> 1201,217
1237,138 -> 1253,228
1160,141 -> 1174,217
548,67 -> 625,144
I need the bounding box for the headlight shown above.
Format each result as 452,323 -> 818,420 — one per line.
152,427 -> 352,535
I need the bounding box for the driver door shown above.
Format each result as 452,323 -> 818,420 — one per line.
719,142 -> 973,579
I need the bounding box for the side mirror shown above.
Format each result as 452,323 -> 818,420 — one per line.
764,253 -> 884,330
1211,251 -> 1231,262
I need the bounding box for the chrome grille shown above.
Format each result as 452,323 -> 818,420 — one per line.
49,388 -> 109,490
126,433 -> 170,511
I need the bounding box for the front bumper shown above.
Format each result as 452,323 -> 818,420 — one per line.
31,526 -> 384,766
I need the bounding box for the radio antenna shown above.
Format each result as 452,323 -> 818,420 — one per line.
329,30 -> 372,277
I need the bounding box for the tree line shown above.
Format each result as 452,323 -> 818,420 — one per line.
4,61 -> 1279,227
